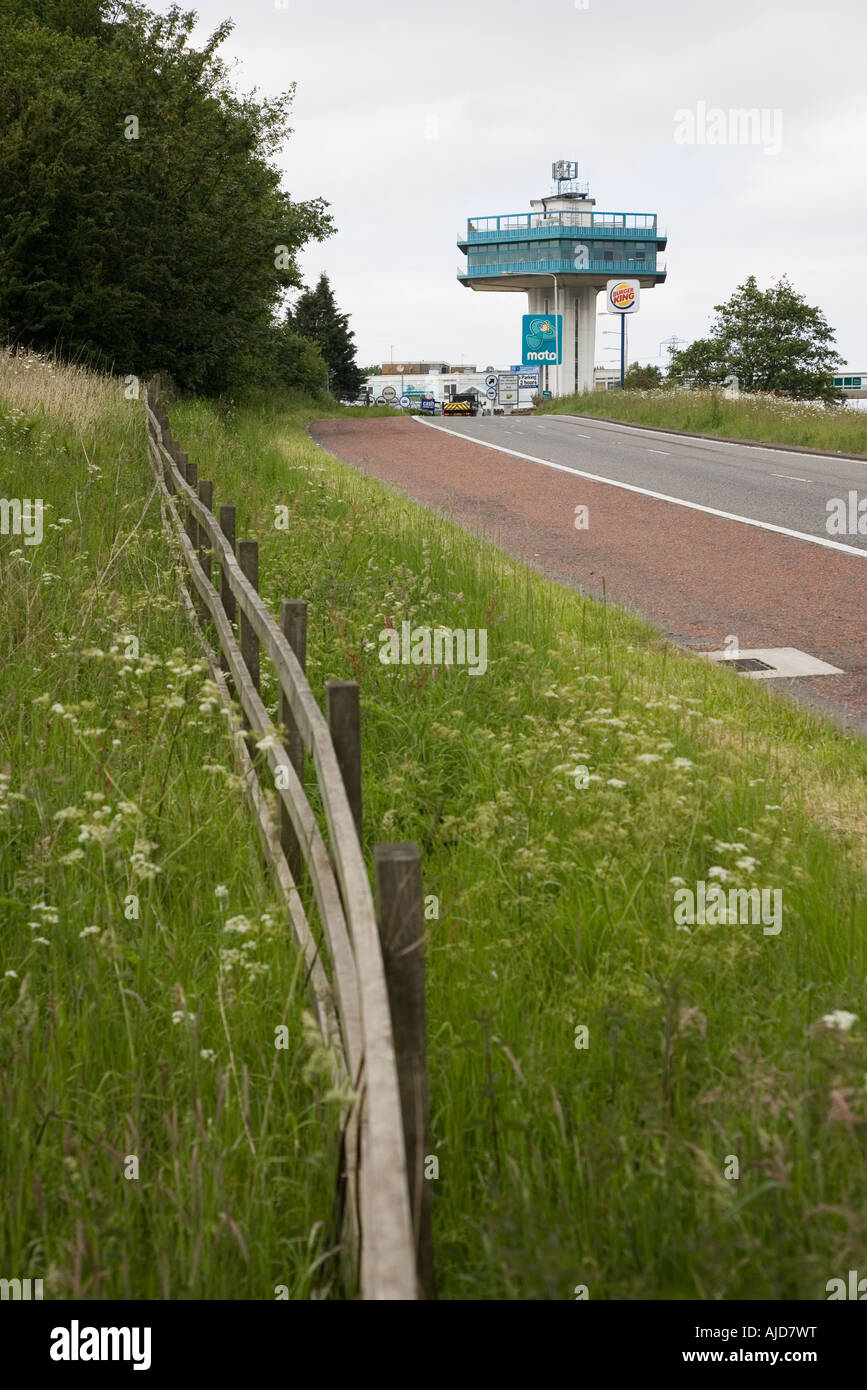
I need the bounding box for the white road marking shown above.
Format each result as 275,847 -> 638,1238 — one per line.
415,416 -> 867,560
554,415 -> 867,465
772,473 -> 811,482
648,449 -> 670,455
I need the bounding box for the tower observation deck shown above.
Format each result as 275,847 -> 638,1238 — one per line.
457,161 -> 667,396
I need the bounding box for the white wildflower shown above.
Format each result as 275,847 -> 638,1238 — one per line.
820,1010 -> 857,1033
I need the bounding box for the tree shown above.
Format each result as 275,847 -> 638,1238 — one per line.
623,362 -> 663,389
0,1 -> 333,393
233,314 -> 328,395
291,273 -> 364,399
666,276 -> 844,403
360,364 -> 382,376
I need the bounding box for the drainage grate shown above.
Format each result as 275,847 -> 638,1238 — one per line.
728,657 -> 774,672
698,648 -> 844,679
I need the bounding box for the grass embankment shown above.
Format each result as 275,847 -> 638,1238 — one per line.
0,355 -> 341,1299
169,389 -> 867,1300
538,386 -> 867,455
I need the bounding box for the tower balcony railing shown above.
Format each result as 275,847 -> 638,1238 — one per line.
458,257 -> 667,280
459,212 -> 660,242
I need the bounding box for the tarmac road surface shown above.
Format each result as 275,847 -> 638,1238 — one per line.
309,412 -> 867,734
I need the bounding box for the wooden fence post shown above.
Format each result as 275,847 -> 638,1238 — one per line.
325,681 -> 362,844
219,506 -> 236,622
185,458 -> 198,550
238,540 -> 259,758
193,479 -> 212,626
197,481 -> 213,585
373,842 -> 434,1300
219,505 -> 236,680
279,600 -> 307,883
163,437 -> 177,495
171,445 -> 186,497
238,540 -> 259,689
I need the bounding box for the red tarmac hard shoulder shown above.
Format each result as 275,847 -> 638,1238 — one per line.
310,416 -> 867,733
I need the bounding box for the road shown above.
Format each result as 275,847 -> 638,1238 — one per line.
309,412 -> 867,733
430,413 -> 867,553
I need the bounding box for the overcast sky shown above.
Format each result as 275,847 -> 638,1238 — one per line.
155,0 -> 867,371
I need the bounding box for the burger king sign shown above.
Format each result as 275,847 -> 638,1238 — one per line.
606,279 -> 640,314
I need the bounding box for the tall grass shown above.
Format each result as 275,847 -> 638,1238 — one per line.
0,363 -> 341,1298
5,362 -> 867,1301
169,389 -> 867,1300
539,386 -> 867,455
0,348 -> 127,432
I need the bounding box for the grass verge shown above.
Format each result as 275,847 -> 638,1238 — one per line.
0,357 -> 341,1299
537,386 -> 867,455
168,388 -> 867,1301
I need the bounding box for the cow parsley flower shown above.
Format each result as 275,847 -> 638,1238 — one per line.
820,1010 -> 857,1033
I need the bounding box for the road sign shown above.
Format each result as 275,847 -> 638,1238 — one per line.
606,279 -> 640,314
518,372 -> 539,389
498,372 -> 518,405
375,396 -> 385,405
486,387 -> 497,399
399,394 -> 410,407
382,385 -> 397,400
485,373 -> 498,389
521,315 -> 562,365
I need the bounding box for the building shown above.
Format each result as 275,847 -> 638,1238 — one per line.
362,365 -> 619,409
379,362 -> 478,376
364,367 -> 535,408
833,371 -> 867,399
456,160 -> 667,396
380,362 -> 453,375
593,367 -> 627,391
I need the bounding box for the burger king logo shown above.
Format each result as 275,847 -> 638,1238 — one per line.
610,282 -> 635,311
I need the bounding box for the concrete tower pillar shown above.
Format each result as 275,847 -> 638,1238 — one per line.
574,285 -> 598,395
560,290 -> 576,398
526,283 -> 598,396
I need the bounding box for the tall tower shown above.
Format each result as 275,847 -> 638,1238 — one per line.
457,161 -> 667,395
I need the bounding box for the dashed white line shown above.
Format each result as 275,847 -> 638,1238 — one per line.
553,415 -> 867,465
648,449 -> 670,455
414,416 -> 867,559
772,473 -> 811,482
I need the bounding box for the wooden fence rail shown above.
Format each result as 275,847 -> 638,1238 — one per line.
144,382 -> 430,1300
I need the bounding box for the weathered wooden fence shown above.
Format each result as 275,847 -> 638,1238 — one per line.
144,380 -> 433,1300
